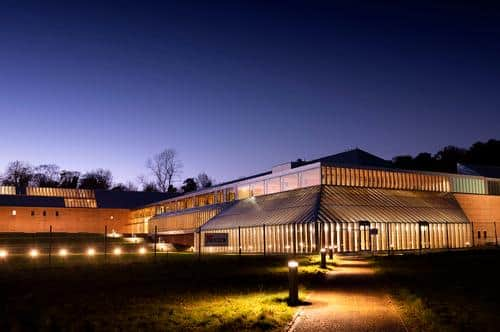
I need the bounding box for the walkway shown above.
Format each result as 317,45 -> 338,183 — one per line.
289,257 -> 407,332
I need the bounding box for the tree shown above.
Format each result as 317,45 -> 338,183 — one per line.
146,149 -> 182,192
142,182 -> 159,192
196,172 -> 213,188
32,164 -> 60,187
111,181 -> 138,191
1,161 -> 33,187
434,146 -> 467,173
181,178 -> 198,193
79,169 -> 113,190
167,184 -> 178,194
59,170 -> 80,188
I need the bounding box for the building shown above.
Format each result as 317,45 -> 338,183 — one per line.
139,149 -> 500,252
0,187 -> 171,234
2,148 -> 500,254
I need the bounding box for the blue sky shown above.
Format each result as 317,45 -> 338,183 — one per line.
1,1 -> 499,185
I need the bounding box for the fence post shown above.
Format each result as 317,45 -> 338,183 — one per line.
471,222 -> 474,247
238,226 -> 241,257
104,225 -> 107,262
154,225 -> 157,261
494,222 -> 498,247
48,225 -> 52,266
263,224 -> 266,256
198,228 -> 202,261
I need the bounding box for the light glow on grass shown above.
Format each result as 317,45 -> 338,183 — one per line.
138,247 -> 147,255
113,247 -> 122,256
0,250 -> 7,258
59,248 -> 68,257
87,248 -> 96,256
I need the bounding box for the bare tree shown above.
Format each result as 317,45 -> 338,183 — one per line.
32,164 -> 60,187
196,172 -> 213,188
59,170 -> 80,188
146,149 -> 182,192
1,161 -> 34,187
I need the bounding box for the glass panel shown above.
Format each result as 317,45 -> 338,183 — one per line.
251,181 -> 265,196
237,185 -> 251,199
281,173 -> 299,191
301,169 -> 320,187
265,177 -> 281,194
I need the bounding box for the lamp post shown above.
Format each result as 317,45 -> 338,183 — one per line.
328,246 -> 333,260
320,248 -> 327,268
288,260 -> 299,305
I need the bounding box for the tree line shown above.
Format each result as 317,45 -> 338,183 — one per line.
0,148 -> 213,194
392,139 -> 500,173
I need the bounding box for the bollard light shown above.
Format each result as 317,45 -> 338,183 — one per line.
29,249 -> 39,258
328,246 -> 333,259
113,247 -> 122,256
0,250 -> 8,259
87,248 -> 96,256
320,248 -> 327,269
138,247 -> 147,255
288,260 -> 299,305
58,248 -> 68,257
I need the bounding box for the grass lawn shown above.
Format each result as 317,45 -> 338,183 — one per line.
373,249 -> 500,332
0,253 -> 326,331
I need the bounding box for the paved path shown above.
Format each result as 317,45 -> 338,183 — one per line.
289,257 -> 407,332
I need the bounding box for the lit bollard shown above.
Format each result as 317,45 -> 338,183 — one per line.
320,248 -> 327,269
328,246 -> 333,260
288,260 -> 299,305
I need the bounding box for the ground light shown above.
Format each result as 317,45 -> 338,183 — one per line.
138,247 -> 147,255
320,248 -> 327,268
113,247 -> 122,256
87,248 -> 96,256
29,249 -> 39,258
58,248 -> 68,257
328,246 -> 333,259
0,250 -> 7,259
288,260 -> 299,305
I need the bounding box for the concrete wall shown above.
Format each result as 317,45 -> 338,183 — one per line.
0,206 -> 132,234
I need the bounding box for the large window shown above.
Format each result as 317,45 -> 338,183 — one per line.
251,181 -> 265,196
266,177 -> 281,194
281,173 -> 299,191
237,185 -> 251,199
300,169 -> 320,187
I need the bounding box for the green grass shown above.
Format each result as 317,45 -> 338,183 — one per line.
0,253 -> 328,331
373,249 -> 500,332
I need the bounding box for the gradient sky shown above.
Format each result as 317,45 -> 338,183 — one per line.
1,1 -> 500,186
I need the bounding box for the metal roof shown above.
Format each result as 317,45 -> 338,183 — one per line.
202,185 -> 469,230
318,186 -> 469,224
0,195 -> 65,207
201,186 -> 321,230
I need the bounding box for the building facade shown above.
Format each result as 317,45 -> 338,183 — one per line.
1,149 -> 499,254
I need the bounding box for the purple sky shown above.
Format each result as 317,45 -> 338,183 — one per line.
1,1 -> 500,186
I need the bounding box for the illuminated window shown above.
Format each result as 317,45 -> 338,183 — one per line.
237,185 -> 251,199
265,177 -> 280,194
251,181 -> 265,196
478,231 -> 481,239
281,173 -> 299,191
484,231 -> 487,239
11,210 -> 16,216
42,211 -> 46,217
31,210 -> 35,216
55,211 -> 59,217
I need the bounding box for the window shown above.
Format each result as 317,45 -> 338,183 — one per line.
484,231 -> 487,239
478,231 -> 481,239
237,185 -> 251,199
43,211 -> 47,217
31,210 -> 35,216
225,188 -> 235,201
251,181 -> 265,196
11,210 -> 16,216
265,177 -> 280,194
300,169 -> 320,187
281,173 -> 299,191
55,211 -> 59,217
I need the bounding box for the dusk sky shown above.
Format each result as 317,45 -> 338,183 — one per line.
1,1 -> 499,186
